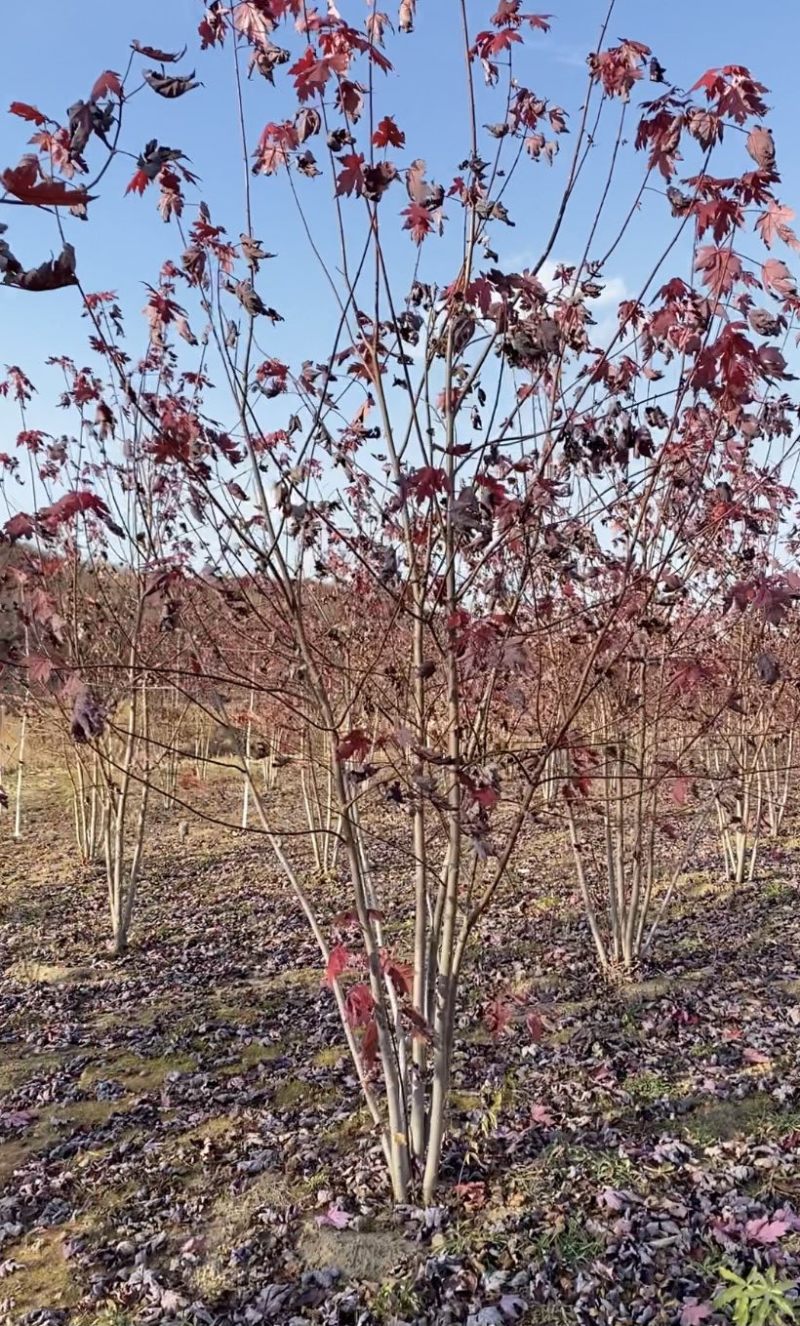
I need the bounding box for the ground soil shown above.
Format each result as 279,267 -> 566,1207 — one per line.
2,754 -> 800,1324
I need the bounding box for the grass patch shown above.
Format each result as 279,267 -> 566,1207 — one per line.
58,1098 -> 133,1128
313,1045 -> 347,1068
254,966 -> 320,992
291,1166 -> 334,1200
168,1114 -> 239,1150
371,1277 -> 422,1322
0,1130 -> 55,1187
5,961 -> 86,985
210,996 -> 261,1026
621,976 -> 676,1002
218,1041 -> 284,1075
532,894 -> 562,912
549,1027 -> 577,1045
77,1181 -> 138,1236
450,1090 -> 482,1111
0,1050 -> 69,1093
682,1093 -> 772,1144
189,1171 -> 293,1298
676,935 -> 706,955
74,1310 -> 137,1326
623,1071 -> 671,1103
298,1222 -> 411,1283
524,1309 -> 572,1325
0,1099 -> 137,1187
539,1142 -> 634,1188
526,973 -> 562,993
531,1215 -> 602,1269
273,1078 -> 334,1109
763,880 -> 793,902
322,1106 -> 374,1152
3,1227 -> 82,1321
79,1050 -> 195,1093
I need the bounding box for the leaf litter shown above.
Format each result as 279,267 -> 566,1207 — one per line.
2,783 -> 800,1322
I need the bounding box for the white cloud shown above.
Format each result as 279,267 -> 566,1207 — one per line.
549,42 -> 591,70
592,274 -> 628,309
496,254 -> 628,307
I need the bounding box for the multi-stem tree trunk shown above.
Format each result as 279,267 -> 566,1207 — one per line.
563,654 -> 710,975
69,748 -> 105,864
102,681 -> 151,957
12,708 -> 27,842
758,731 -> 794,839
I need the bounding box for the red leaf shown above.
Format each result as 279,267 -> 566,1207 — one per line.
337,728 -> 371,761
372,116 -> 405,149
398,0 -> 416,32
472,28 -> 523,59
345,983 -> 374,1027
756,202 -> 800,252
324,944 -> 350,987
635,109 -> 683,179
690,65 -> 768,122
403,1005 -> 434,1041
401,202 -> 434,244
289,46 -> 339,101
526,1011 -> 545,1041
3,512 -> 35,541
8,102 -> 47,126
690,69 -> 726,102
233,0 -> 276,46
90,70 -> 122,102
762,257 -> 797,297
316,1203 -> 352,1229
693,197 -> 744,243
27,655 -> 54,685
743,1046 -> 771,1065
381,954 -> 413,997
453,1180 -> 488,1208
491,3 -> 550,27
473,784 -> 499,810
530,1101 -> 555,1125
680,1303 -> 713,1326
691,69 -> 720,95
671,776 -> 690,806
199,4 -> 228,48
125,170 -> 151,196
694,245 -> 743,298
484,996 -> 512,1037
40,491 -> 109,532
130,40 -> 188,63
335,152 -> 365,198
745,1216 -> 790,1244
361,1018 -> 379,1067
589,39 -> 649,99
2,160 -> 93,208
337,80 -> 364,122
71,684 -> 105,744
254,121 -> 298,176
408,465 -> 448,500
6,242 -> 77,293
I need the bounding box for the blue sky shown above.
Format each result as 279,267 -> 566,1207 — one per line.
1,0 -> 799,464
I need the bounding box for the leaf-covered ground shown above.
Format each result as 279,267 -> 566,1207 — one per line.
3,773 -> 800,1325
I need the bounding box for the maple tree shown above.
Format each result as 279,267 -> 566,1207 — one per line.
4,2 -> 800,1202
